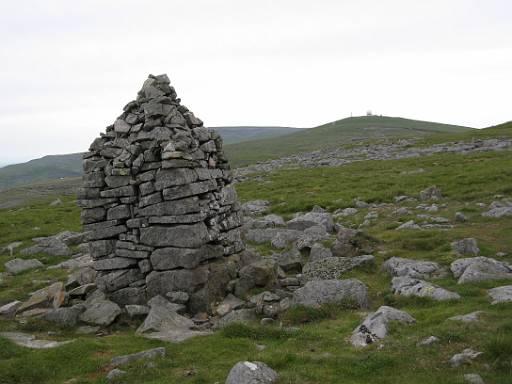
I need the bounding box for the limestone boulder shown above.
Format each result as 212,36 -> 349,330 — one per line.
391,277 -> 460,301
381,257 -> 445,279
351,306 -> 416,347
292,279 -> 369,309
4,258 -> 43,275
450,257 -> 512,284
225,361 -> 278,384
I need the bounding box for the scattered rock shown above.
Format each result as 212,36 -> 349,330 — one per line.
111,347 -> 166,367
125,305 -> 150,317
351,306 -> 416,347
79,300 -> 122,326
417,335 -> 439,347
44,307 -> 84,326
225,361 -> 278,384
287,211 -> 334,232
309,243 -> 333,261
381,257 -> 445,279
17,282 -> 66,314
420,186 -> 443,201
0,301 -> 22,318
106,368 -> 126,381
448,311 -> 484,323
482,206 -> 512,218
451,238 -> 480,256
449,348 -> 482,367
1,241 -> 23,256
136,296 -> 206,342
0,332 -> 73,349
488,285 -> 512,304
334,207 -> 358,217
242,200 -> 270,215
391,277 -> 461,301
50,198 -> 63,207
455,212 -> 467,222
292,279 -> 369,309
450,257 -> 512,284
216,308 -> 258,328
302,255 -> 374,281
396,220 -> 420,230
331,228 -> 375,257
4,258 -> 44,275
463,373 -> 485,384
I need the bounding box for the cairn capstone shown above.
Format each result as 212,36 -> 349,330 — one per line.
79,74 -> 244,314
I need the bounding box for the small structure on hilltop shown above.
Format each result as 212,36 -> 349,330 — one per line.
78,74 -> 244,314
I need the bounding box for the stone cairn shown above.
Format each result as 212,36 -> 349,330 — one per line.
78,74 -> 244,314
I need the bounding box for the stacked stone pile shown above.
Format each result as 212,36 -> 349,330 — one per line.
78,74 -> 244,313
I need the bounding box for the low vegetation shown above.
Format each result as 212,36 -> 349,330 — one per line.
0,126 -> 511,383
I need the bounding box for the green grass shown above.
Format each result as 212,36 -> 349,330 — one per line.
1,128 -> 512,383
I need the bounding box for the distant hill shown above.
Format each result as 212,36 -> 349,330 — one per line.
225,116 -> 474,166
214,126 -> 301,144
0,153 -> 83,190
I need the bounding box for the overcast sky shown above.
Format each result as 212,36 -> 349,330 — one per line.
0,0 -> 511,164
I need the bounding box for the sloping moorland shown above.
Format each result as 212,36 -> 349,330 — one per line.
0,122 -> 511,383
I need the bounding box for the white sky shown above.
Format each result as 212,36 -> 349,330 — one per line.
0,0 -> 511,164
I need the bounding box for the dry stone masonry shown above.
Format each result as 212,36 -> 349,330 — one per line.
78,74 -> 244,314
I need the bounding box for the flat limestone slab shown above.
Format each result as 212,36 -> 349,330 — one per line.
141,329 -> 211,343
0,332 -> 74,349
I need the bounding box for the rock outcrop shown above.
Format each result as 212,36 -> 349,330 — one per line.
78,74 -> 244,314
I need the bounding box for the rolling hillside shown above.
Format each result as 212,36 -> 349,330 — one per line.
224,116 -> 474,167
0,153 -> 83,190
214,126 -> 301,144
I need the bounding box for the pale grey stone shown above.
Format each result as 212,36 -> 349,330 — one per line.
381,257 -> 445,279
488,285 -> 512,304
225,361 -> 278,384
292,279 -> 369,308
302,255 -> 375,281
111,347 -> 166,367
391,277 -> 461,301
451,257 -> 512,284
5,258 -> 43,275
0,332 -> 74,349
79,300 -> 122,326
448,311 -> 484,323
140,223 -> 209,248
351,306 -> 415,347
449,348 -> 482,367
451,238 -> 480,256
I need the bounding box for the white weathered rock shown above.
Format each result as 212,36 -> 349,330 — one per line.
391,276 -> 461,301
448,311 -> 484,323
417,335 -> 439,347
381,257 -> 445,279
0,301 -> 22,318
292,279 -> 369,309
463,373 -> 485,384
111,347 -> 166,367
4,258 -> 43,275
450,257 -> 512,284
225,361 -> 278,384
106,368 -> 126,381
449,348 -> 482,367
488,285 -> 512,304
451,238 -> 480,256
351,306 -> 415,347
396,220 -> 420,230
0,332 -> 74,349
302,255 -> 375,281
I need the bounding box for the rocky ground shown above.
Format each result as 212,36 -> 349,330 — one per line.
0,135 -> 511,383
235,137 -> 512,180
